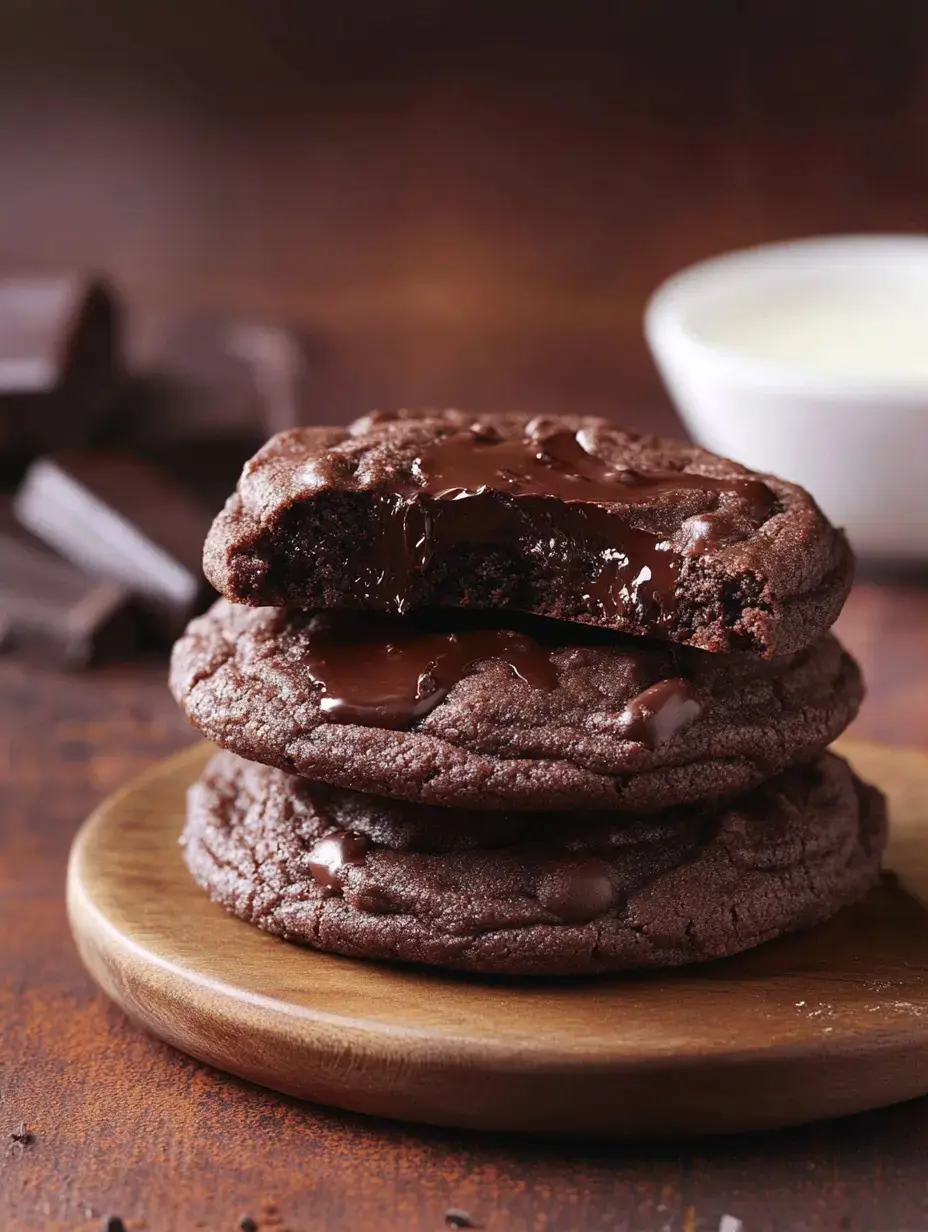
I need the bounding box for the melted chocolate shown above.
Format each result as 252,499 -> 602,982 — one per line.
536,858 -> 619,924
351,424 -> 775,627
578,513 -> 681,629
680,511 -> 742,557
307,831 -> 368,891
415,426 -> 773,517
354,495 -> 428,612
617,677 -> 703,750
299,614 -> 558,730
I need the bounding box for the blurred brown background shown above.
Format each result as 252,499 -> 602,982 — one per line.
3,0 -> 928,428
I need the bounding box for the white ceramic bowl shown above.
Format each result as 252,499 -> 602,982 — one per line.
644,235 -> 928,560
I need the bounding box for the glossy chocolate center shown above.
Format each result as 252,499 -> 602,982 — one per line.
299,613 -> 558,730
415,426 -> 773,517
347,423 -> 775,627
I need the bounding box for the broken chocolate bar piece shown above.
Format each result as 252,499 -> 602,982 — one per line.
141,435 -> 266,519
15,452 -> 214,637
0,275 -> 121,468
0,533 -> 134,667
203,409 -> 854,657
138,313 -> 312,442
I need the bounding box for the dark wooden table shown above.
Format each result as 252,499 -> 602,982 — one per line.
1,576 -> 926,1232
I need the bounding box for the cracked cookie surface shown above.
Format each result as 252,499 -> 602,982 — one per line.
170,599 -> 863,812
182,750 -> 886,976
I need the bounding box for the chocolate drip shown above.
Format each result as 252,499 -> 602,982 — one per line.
299,614 -> 558,730
617,677 -> 703,750
352,424 -> 776,628
577,511 -> 681,628
307,831 -> 368,891
415,427 -> 774,517
354,495 -> 428,613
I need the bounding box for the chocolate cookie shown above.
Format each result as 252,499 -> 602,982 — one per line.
183,750 -> 886,976
170,600 -> 863,812
203,409 -> 853,657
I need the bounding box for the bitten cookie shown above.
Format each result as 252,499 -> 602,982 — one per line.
183,750 -> 887,976
170,600 -> 863,812
203,409 -> 853,657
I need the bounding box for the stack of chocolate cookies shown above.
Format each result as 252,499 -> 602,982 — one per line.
169,409 -> 886,976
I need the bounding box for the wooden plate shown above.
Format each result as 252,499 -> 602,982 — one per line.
67,738 -> 928,1137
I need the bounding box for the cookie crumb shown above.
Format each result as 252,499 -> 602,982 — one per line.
445,1210 -> 480,1229
7,1122 -> 35,1153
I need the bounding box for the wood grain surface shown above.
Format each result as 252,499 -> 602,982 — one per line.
67,739 -> 928,1140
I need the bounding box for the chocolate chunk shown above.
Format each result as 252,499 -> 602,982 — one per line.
15,452 -> 213,637
616,678 -> 703,750
139,312 -> 312,442
0,275 -> 121,470
680,511 -> 742,556
536,858 -> 619,923
203,409 -> 854,657
0,533 -> 134,667
307,831 -> 369,891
